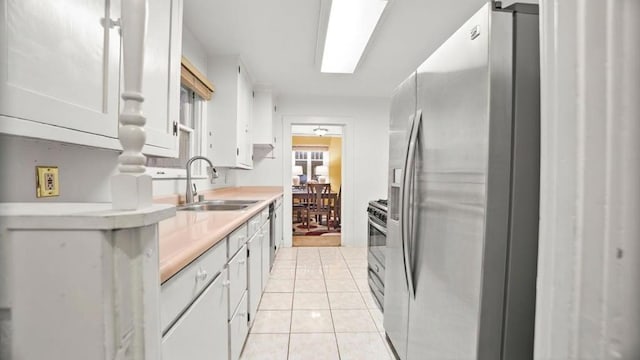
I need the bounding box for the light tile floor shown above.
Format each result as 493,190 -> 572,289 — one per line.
241,246 -> 394,360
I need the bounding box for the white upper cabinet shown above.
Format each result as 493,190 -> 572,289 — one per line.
141,0 -> 182,157
207,55 -> 254,169
0,0 -> 182,156
252,89 -> 275,148
0,0 -> 121,142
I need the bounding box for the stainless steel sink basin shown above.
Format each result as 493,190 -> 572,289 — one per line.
199,199 -> 260,206
177,203 -> 249,211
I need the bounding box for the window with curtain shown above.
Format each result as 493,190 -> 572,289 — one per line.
145,57 -> 213,178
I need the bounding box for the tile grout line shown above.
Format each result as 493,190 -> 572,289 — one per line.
329,248 -> 345,360
286,248 -> 297,360
250,247 -> 377,359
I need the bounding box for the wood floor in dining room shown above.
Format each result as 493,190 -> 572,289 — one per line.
292,215 -> 341,246
293,235 -> 341,247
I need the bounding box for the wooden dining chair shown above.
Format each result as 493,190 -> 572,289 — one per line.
292,185 -> 307,223
304,183 -> 332,231
330,186 -> 341,229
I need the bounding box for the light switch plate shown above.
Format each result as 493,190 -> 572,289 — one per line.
36,166 -> 60,198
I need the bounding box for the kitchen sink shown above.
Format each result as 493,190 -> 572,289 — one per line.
199,199 -> 260,205
177,203 -> 250,211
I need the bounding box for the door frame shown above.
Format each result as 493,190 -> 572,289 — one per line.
282,116 -> 353,247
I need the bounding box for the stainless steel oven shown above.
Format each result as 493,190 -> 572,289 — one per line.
367,199 -> 387,311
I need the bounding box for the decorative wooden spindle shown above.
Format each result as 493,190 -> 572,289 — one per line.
112,0 -> 152,210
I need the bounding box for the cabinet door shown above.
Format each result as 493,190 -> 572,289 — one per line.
251,90 -> 273,145
261,224 -> 271,291
275,203 -> 283,251
162,269 -> 229,360
229,292 -> 249,360
247,233 -> 262,327
0,0 -> 120,138
228,244 -> 248,319
142,0 -> 181,156
236,64 -> 253,168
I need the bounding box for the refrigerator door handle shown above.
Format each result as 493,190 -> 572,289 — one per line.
401,109 -> 421,298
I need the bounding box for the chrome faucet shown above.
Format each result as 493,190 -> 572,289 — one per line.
185,156 -> 218,204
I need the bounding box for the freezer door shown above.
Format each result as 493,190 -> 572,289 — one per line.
407,3 -> 493,359
384,71 -> 416,360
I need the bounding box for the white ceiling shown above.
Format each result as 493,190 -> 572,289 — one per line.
183,0 -> 487,98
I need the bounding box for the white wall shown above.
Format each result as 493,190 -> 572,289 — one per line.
235,94 -> 390,247
182,26 -> 208,73
0,135 -> 119,202
535,0 -> 640,359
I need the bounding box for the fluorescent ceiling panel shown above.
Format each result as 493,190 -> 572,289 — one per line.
321,0 -> 388,74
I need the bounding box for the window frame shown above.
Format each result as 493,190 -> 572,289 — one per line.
292,148 -> 330,181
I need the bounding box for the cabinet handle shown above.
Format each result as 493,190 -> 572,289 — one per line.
222,280 -> 231,288
109,18 -> 121,29
195,269 -> 208,282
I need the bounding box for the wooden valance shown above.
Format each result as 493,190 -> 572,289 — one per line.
181,56 -> 214,100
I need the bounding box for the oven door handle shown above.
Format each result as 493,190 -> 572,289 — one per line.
368,216 -> 387,235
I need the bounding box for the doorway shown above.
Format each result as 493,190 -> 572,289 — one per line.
289,124 -> 343,247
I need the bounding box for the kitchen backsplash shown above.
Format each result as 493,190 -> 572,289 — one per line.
0,134 -> 234,203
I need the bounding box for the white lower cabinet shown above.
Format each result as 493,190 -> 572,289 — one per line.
275,201 -> 283,250
229,292 -> 249,360
247,232 -> 263,327
228,244 -> 248,319
160,239 -> 227,332
162,268 -> 229,360
260,223 -> 271,291
160,200 -> 283,360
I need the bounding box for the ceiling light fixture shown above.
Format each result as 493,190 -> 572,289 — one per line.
320,0 -> 388,74
313,127 -> 329,136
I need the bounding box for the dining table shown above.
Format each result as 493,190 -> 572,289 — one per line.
291,186 -> 338,202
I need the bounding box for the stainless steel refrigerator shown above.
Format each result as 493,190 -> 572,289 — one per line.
384,3 -> 540,360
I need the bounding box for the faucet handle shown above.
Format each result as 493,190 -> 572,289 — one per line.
192,183 -> 197,196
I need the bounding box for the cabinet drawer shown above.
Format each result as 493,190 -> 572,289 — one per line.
162,269 -> 229,360
228,244 -> 248,319
229,291 -> 249,360
247,213 -> 262,239
161,239 -> 227,332
228,224 -> 248,257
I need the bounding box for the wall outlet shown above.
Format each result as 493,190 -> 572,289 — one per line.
36,166 -> 60,198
